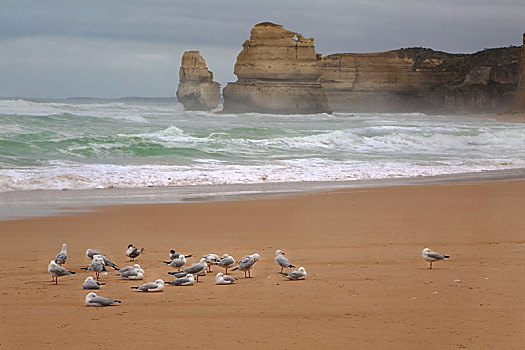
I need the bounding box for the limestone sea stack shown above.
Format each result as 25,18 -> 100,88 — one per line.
509,33 -> 525,113
176,51 -> 221,111
222,22 -> 331,114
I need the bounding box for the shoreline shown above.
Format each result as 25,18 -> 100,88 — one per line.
1,167 -> 525,221
0,179 -> 523,349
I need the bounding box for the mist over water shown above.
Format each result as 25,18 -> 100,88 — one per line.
0,98 -> 524,192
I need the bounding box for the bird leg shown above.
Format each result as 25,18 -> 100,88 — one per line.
96,272 -> 99,281
280,267 -> 283,273
248,270 -> 252,278
430,262 -> 433,269
225,268 -> 228,274
55,277 -> 58,285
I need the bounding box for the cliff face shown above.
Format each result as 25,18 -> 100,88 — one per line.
320,46 -> 521,113
509,33 -> 525,113
222,22 -> 331,114
176,51 -> 221,111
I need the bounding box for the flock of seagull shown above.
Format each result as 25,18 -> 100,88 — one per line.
48,243 -> 450,307
47,244 -> 308,307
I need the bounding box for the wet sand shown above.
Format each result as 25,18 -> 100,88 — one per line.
0,180 -> 524,349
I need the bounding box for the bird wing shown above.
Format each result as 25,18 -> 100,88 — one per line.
91,296 -> 116,306
276,255 -> 291,267
426,252 -> 446,259
238,256 -> 255,269
223,275 -> 237,282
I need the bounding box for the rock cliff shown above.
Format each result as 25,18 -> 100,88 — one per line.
320,46 -> 521,113
176,51 -> 221,111
222,22 -> 331,114
509,33 -> 525,113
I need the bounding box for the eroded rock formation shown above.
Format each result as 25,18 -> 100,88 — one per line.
509,33 -> 525,113
222,22 -> 331,114
320,46 -> 521,113
176,51 -> 220,111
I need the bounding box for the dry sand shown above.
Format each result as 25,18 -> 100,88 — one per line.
0,180 -> 524,349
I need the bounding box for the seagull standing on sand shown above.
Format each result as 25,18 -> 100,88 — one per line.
422,248 -> 450,269
118,264 -> 145,280
85,249 -> 118,270
162,255 -> 186,271
48,260 -> 75,284
85,292 -> 121,307
131,279 -> 165,292
169,250 -> 192,260
232,253 -> 260,278
82,276 -> 105,289
126,244 -> 144,261
81,255 -> 107,281
215,272 -> 237,285
166,274 -> 195,286
55,243 -> 68,265
275,250 -> 295,273
283,267 -> 307,280
203,254 -> 220,272
214,254 -> 235,274
181,258 -> 208,282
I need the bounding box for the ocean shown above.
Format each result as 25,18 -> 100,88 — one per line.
1,98 -> 525,194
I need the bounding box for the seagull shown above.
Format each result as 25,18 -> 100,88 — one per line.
48,260 -> 75,284
126,244 -> 144,261
169,249 -> 192,260
214,254 -> 235,274
166,274 -> 195,286
81,255 -> 107,281
275,250 -> 295,273
54,243 -> 68,265
131,279 -> 165,292
203,254 -> 220,272
232,253 -> 260,278
118,264 -> 145,280
168,271 -> 189,278
422,248 -> 450,269
283,267 -> 307,280
173,258 -> 207,282
82,276 -> 105,289
85,292 -> 121,307
215,272 -> 237,285
85,249 -> 118,270
162,255 -> 186,271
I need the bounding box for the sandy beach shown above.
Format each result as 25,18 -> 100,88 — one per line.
1,180 -> 524,349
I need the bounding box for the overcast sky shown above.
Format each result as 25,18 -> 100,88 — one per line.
1,0 -> 523,98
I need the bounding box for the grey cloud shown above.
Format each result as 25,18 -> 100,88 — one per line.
0,0 -> 523,98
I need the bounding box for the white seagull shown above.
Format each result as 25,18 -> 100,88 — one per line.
82,276 -> 105,289
422,248 -> 450,269
162,255 -> 187,271
203,254 -> 220,272
81,255 -> 107,281
85,292 -> 121,307
232,253 -> 260,278
118,264 -> 145,280
54,243 -> 68,265
131,279 -> 165,292
48,260 -> 75,284
283,267 -> 307,280
166,274 -> 195,286
215,272 -> 237,285
85,249 -> 118,270
275,250 -> 295,273
214,254 -> 235,274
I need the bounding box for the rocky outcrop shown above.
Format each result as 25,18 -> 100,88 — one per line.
222,22 -> 331,114
509,33 -> 525,113
320,46 -> 521,113
176,51 -> 220,111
